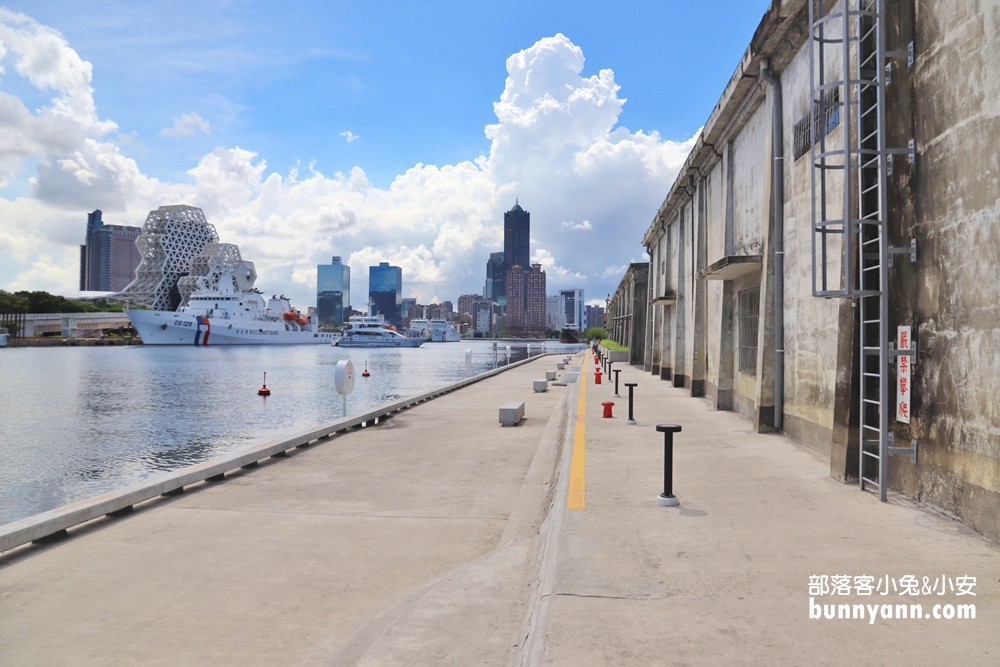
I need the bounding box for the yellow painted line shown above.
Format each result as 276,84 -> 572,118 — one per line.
567,353 -> 587,510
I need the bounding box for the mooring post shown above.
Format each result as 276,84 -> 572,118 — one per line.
624,382 -> 637,425
655,424 -> 682,506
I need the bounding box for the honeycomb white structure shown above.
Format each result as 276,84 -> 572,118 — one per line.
119,205 -> 219,311
176,243 -> 257,305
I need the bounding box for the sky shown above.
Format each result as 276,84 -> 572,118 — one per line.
0,0 -> 772,308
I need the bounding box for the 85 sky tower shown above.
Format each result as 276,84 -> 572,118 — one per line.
503,200 -> 530,274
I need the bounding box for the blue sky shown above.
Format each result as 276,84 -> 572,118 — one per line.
0,1 -> 772,306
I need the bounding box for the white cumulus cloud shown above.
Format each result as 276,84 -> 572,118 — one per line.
159,113 -> 211,138
340,131 -> 358,143
0,18 -> 695,308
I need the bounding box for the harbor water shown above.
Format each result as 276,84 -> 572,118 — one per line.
0,340 -> 583,526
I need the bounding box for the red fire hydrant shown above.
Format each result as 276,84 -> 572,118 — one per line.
601,401 -> 615,418
595,367 -> 603,384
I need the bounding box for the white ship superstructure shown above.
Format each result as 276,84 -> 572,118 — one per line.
428,318 -> 461,342
406,317 -> 460,342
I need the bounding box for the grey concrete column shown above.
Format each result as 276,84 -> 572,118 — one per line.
725,142 -> 735,257
753,114 -> 777,432
645,242 -> 656,374
691,179 -> 708,398
673,203 -> 688,388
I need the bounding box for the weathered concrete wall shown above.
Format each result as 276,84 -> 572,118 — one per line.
732,104 -> 768,256
635,0 -> 1000,543
776,31 -> 846,455
881,0 -> 1000,540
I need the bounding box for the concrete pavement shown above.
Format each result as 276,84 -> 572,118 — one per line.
533,354 -> 1000,666
2,351 -> 999,666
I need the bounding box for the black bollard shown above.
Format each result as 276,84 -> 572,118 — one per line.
613,369 -> 621,397
624,382 -> 638,425
655,424 -> 682,506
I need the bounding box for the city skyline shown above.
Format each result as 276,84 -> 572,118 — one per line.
0,3 -> 772,308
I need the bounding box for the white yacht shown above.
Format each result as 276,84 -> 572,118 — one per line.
336,314 -> 428,348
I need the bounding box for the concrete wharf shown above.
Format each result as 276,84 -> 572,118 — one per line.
1,354 -> 998,665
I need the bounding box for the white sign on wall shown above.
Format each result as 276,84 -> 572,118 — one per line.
896,326 -> 911,424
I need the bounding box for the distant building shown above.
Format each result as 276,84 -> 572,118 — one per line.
401,297 -> 416,319
457,293 -> 485,317
440,301 -> 454,320
560,289 -> 585,331
79,210 -> 142,292
472,300 -> 497,333
317,256 -> 350,327
507,264 -> 546,335
585,304 -> 606,330
369,262 -> 402,327
401,297 -> 417,327
545,295 -> 562,330
484,252 -> 505,305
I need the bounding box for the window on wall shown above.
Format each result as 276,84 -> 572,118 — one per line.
793,86 -> 841,160
738,286 -> 760,375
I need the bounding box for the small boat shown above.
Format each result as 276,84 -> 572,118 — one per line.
335,315 -> 429,348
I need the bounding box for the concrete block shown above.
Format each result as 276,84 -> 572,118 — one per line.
499,401 -> 525,426
533,379 -> 548,393
557,362 -> 565,370
545,370 -> 557,380
554,371 -> 580,386
608,350 -> 629,363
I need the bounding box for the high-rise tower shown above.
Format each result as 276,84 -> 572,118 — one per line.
369,262 -> 402,327
79,210 -> 142,292
317,257 -> 350,327
503,201 -> 530,274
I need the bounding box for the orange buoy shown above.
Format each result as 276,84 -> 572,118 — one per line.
258,371 -> 271,396
361,360 -> 370,377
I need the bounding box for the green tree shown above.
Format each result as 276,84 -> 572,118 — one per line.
7,290 -> 125,314
583,326 -> 607,340
15,291 -> 87,314
0,290 -> 29,312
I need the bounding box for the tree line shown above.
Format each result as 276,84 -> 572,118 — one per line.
0,290 -> 128,314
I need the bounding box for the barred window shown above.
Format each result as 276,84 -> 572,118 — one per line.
793,86 -> 841,160
738,286 -> 760,375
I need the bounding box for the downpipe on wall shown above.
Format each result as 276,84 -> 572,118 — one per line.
759,60 -> 784,431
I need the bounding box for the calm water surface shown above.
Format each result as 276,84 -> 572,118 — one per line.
0,341 -> 582,525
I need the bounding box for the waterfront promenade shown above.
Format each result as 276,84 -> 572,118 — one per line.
2,354 -> 999,665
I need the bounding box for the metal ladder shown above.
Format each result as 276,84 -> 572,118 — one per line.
808,0 -> 915,501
